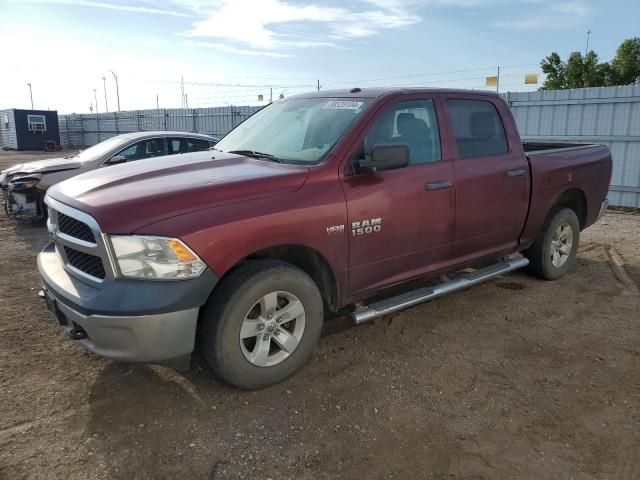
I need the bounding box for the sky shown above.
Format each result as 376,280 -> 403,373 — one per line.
0,0 -> 638,113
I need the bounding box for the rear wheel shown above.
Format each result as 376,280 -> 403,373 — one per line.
200,260 -> 323,389
524,207 -> 580,280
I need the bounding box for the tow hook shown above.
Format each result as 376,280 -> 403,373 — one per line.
68,327 -> 88,340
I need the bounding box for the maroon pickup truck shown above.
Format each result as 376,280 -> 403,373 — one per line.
37,88 -> 611,389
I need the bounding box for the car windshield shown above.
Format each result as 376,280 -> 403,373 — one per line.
70,136 -> 128,162
215,98 -> 372,164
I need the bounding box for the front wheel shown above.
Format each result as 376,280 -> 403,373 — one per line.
524,207 -> 580,280
200,260 -> 323,389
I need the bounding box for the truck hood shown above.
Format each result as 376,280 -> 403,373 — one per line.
3,156 -> 85,177
47,152 -> 310,233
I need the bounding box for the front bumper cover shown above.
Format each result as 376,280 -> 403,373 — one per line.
37,242 -> 218,366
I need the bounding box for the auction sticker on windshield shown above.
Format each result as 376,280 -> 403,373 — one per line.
324,100 -> 364,110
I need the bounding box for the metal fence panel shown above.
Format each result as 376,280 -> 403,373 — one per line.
506,85 -> 640,208
58,106 -> 261,149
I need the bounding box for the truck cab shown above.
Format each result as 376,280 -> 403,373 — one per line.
37,88 -> 611,389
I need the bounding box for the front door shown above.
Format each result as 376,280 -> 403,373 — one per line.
443,96 -> 530,261
341,97 -> 456,297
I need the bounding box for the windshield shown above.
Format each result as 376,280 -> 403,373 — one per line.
215,98 -> 372,164
72,136 -> 128,161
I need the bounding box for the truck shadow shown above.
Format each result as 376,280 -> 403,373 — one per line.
83,312 -> 359,480
83,255 -> 639,480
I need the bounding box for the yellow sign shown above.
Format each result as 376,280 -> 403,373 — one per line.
257,94 -> 264,101
524,73 -> 539,85
485,76 -> 498,87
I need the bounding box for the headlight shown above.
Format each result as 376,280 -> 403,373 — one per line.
109,235 -> 206,280
9,173 -> 42,190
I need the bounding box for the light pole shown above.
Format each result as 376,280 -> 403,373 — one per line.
27,82 -> 34,109
585,30 -> 592,57
93,89 -> 99,114
110,70 -> 121,111
102,76 -> 109,112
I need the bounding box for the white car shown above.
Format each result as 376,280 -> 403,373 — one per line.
1,131 -> 217,219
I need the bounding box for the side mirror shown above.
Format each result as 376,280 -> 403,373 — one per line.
357,144 -> 410,173
107,155 -> 127,165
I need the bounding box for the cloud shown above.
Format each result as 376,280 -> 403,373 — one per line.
180,0 -> 424,55
186,40 -> 292,57
15,0 -> 192,16
494,1 -> 590,30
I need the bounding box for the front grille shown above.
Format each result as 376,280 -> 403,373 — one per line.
58,212 -> 95,243
64,247 -> 106,279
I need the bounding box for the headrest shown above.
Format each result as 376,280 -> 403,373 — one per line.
470,112 -> 497,139
396,113 -> 416,135
398,114 -> 430,138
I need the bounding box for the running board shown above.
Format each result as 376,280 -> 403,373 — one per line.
352,257 -> 529,325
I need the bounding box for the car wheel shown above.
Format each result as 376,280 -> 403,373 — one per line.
524,207 -> 580,280
200,260 -> 323,389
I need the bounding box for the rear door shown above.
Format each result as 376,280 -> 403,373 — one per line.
341,96 -> 456,296
442,95 -> 529,260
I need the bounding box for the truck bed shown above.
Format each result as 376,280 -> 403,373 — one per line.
523,141 -> 601,155
519,142 -> 611,248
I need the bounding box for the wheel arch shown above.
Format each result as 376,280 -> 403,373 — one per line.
552,188 -> 588,229
218,244 -> 341,313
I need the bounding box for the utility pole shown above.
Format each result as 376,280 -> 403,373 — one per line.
585,30 -> 592,57
102,76 -> 109,112
110,70 -> 121,111
317,79 -> 320,92
27,82 -> 34,109
496,66 -> 500,93
93,89 -> 99,114
181,76 -> 185,108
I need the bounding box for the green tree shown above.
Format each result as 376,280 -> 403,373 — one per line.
611,37 -> 640,85
582,51 -> 610,87
565,51 -> 585,88
540,52 -> 567,90
540,37 -> 640,90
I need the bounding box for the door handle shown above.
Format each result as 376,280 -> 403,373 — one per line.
507,168 -> 526,178
426,180 -> 452,191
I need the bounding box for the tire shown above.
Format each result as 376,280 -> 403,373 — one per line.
524,207 -> 580,280
200,260 -> 324,390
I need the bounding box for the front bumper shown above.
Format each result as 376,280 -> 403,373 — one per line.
37,242 -> 217,366
3,187 -> 41,218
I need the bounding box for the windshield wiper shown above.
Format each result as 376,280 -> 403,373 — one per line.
227,149 -> 282,163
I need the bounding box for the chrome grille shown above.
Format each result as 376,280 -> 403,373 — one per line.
64,247 -> 106,279
58,212 -> 96,243
46,196 -> 113,285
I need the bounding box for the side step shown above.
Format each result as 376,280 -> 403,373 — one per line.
352,256 -> 529,325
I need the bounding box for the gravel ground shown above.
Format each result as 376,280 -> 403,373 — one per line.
0,150 -> 639,480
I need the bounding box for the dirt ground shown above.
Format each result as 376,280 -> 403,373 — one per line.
1,150 -> 639,480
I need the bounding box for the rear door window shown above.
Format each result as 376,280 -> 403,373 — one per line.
168,138 -> 188,154
447,99 -> 508,159
116,138 -> 166,161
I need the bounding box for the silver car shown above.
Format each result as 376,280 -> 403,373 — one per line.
1,131 -> 217,219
